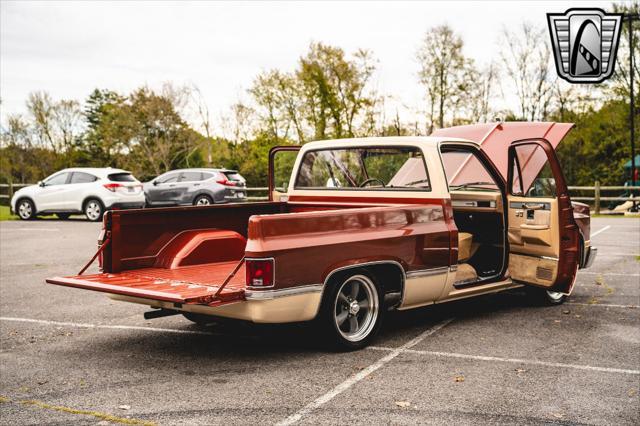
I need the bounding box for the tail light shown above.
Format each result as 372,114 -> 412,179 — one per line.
216,178 -> 237,186
103,183 -> 123,192
246,258 -> 274,287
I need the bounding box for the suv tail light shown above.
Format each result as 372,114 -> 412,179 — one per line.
246,258 -> 274,287
216,178 -> 236,186
103,183 -> 123,192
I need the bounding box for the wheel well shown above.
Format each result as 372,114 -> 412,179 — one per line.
15,196 -> 36,213
82,197 -> 103,210
323,262 -> 405,310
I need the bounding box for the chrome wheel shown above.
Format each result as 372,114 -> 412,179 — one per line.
546,290 -> 564,301
17,200 -> 33,220
195,196 -> 212,206
85,200 -> 102,221
334,275 -> 379,342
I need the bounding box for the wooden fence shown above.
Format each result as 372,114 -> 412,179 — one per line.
2,182 -> 638,214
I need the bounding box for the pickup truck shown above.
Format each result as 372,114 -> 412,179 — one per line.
47,122 -> 597,350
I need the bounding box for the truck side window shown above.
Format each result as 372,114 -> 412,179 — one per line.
441,150 -> 499,191
295,147 -> 430,191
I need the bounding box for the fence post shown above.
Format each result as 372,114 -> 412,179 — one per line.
594,180 -> 601,215
8,182 -> 13,202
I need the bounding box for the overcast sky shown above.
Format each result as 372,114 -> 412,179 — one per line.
0,0 -> 614,130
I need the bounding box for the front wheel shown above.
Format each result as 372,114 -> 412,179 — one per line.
16,199 -> 36,220
193,195 -> 213,206
319,272 -> 383,351
525,286 -> 567,306
84,199 -> 104,222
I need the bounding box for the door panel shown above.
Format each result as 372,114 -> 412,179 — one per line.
507,139 -> 579,294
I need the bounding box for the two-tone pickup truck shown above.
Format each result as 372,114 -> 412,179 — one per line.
47,122 -> 596,350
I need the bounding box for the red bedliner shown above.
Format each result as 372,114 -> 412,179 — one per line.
46,261 -> 246,306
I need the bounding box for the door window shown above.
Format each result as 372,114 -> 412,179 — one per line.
70,172 -> 98,184
511,144 -> 556,197
45,173 -> 70,186
158,173 -> 179,184
440,149 -> 499,191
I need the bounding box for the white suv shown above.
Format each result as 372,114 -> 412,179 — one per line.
10,168 -> 145,222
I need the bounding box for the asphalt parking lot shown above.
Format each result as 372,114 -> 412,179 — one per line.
0,216 -> 638,425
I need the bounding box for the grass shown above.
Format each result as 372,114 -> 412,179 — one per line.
0,205 -> 17,221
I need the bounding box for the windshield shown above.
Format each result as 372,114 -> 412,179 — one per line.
295,147 -> 430,190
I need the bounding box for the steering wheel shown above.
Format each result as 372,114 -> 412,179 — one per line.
359,178 -> 386,188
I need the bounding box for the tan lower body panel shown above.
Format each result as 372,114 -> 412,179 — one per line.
108,292 -> 322,324
508,253 -> 558,287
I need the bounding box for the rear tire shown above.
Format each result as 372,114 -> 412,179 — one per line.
525,286 -> 567,305
56,213 -> 71,220
16,199 -> 36,220
84,198 -> 104,222
193,195 -> 213,206
318,271 -> 384,351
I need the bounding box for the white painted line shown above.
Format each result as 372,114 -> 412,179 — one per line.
596,253 -> 639,257
566,302 -> 639,309
591,225 -> 611,237
2,228 -> 60,232
579,271 -> 640,277
367,347 -> 640,375
0,317 -> 215,336
276,318 -> 454,426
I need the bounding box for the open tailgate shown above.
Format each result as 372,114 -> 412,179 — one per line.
46,261 -> 246,306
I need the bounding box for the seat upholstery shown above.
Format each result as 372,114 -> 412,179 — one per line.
458,232 -> 473,263
455,263 -> 478,284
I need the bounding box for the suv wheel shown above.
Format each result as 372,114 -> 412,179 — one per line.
194,195 -> 213,206
16,199 -> 36,220
84,199 -> 104,222
319,272 -> 383,351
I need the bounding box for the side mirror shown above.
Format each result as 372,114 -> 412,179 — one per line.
152,180 -> 158,186
38,181 -> 45,187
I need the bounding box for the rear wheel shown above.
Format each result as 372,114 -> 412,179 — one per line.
84,199 -> 104,222
56,213 -> 71,220
319,272 -> 383,351
193,195 -> 213,206
16,199 -> 35,220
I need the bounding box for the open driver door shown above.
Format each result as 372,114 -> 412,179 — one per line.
268,146 -> 301,201
506,138 -> 580,294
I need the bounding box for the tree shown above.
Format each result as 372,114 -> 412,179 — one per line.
416,25 -> 468,132
500,23 -> 553,121
609,2 -> 640,103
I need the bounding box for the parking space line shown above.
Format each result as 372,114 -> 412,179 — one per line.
579,271 -> 640,277
0,317 -> 216,336
591,225 -> 611,237
367,347 -> 640,375
566,302 -> 639,309
1,228 -> 60,232
276,318 -> 455,426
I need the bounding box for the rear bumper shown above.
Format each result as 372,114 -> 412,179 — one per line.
583,246 -> 597,269
109,285 -> 323,324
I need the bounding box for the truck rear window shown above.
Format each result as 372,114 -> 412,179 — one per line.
108,173 -> 136,182
295,147 -> 430,191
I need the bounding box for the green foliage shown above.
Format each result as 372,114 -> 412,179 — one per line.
554,100 -> 634,186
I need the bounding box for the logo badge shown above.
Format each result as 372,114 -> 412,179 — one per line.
547,8 -> 623,83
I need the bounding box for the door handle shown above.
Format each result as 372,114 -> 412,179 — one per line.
523,203 -> 544,210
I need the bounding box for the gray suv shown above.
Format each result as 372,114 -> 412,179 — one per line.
144,169 -> 247,207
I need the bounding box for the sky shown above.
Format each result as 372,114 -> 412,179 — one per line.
0,0 -> 615,132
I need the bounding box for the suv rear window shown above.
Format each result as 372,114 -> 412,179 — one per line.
108,173 -> 136,182
221,171 -> 243,182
